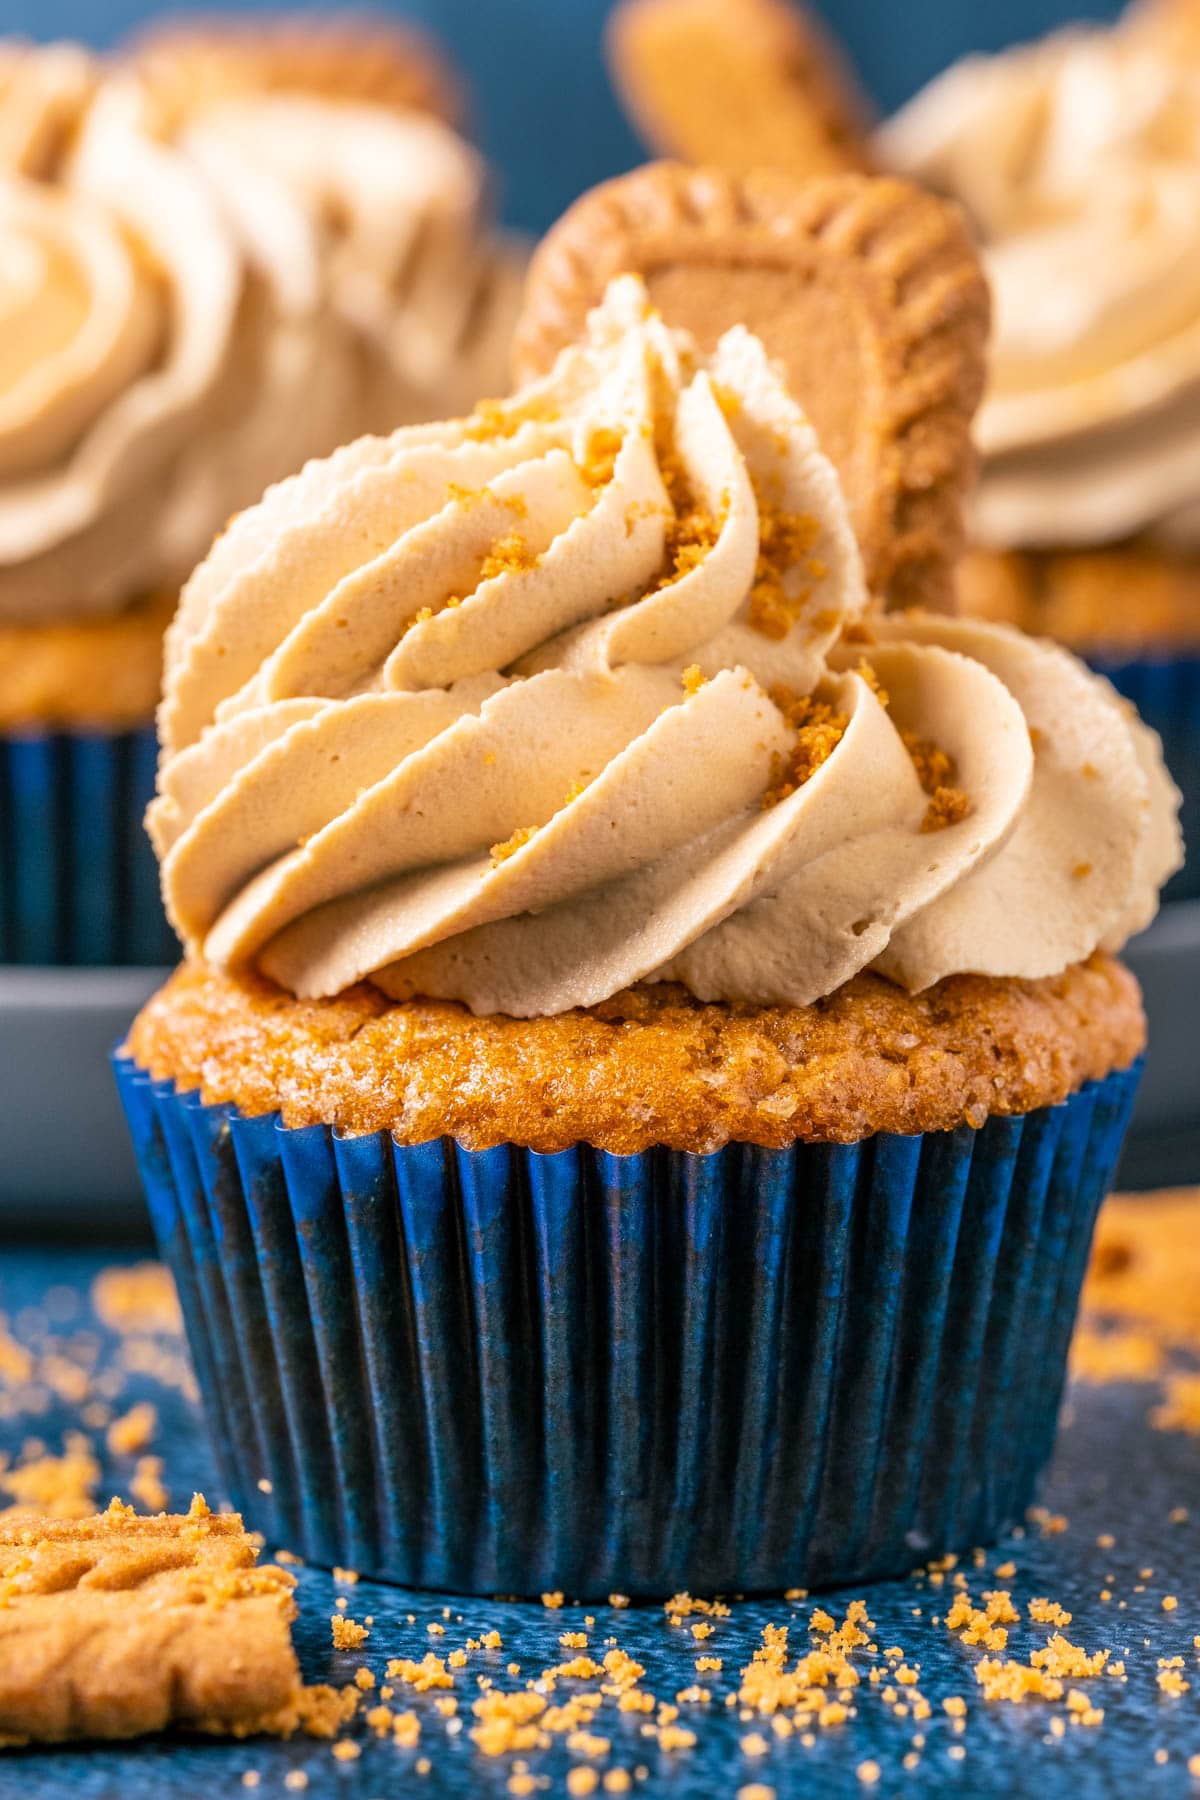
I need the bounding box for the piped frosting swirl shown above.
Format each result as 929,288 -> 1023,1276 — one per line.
879,24 -> 1200,550
153,280 -> 1182,1015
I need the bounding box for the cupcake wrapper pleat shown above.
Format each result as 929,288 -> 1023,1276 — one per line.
0,727 -> 173,965
1091,651 -> 1200,903
114,1053 -> 1141,1597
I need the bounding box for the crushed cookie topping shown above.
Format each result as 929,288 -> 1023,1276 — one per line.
761,690 -> 848,809
579,427 -> 624,489
461,393 -> 560,443
479,531 -> 538,584
747,489 -> 824,640
900,729 -> 973,834
852,659 -> 889,707
710,381 -> 741,421
490,826 -> 538,865
653,488 -> 727,593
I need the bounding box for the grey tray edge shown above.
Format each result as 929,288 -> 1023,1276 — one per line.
1122,897 -> 1200,1135
0,964 -> 171,1221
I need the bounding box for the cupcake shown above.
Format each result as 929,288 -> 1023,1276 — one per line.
876,7 -> 1200,898
0,31 -> 519,967
117,166 -> 1180,1596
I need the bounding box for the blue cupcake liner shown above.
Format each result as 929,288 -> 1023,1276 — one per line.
1090,651 -> 1200,903
0,726 -> 174,966
113,1051 -> 1141,1597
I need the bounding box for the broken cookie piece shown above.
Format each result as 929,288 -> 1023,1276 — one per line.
0,1495 -> 301,1745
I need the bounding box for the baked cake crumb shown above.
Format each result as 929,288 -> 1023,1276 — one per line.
127,955 -> 1144,1154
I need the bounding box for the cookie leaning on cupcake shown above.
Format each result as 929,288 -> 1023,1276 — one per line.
119,163 -> 1180,1596
0,24 -> 520,965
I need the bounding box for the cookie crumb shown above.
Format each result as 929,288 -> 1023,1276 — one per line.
331,1616 -> 370,1651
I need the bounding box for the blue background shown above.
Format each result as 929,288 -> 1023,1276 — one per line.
11,0 -> 1127,232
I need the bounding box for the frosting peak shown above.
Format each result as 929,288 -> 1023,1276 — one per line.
153,280 -> 1182,1015
879,27 -> 1200,550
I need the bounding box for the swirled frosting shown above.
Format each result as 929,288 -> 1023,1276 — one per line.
0,62 -> 519,624
152,279 -> 1182,1015
0,42 -> 94,177
173,92 -> 525,433
0,74 -> 357,623
879,26 -> 1200,550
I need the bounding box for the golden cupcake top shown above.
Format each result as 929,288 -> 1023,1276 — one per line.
880,7 -> 1200,552
150,182 -> 1182,1017
129,955 -> 1147,1152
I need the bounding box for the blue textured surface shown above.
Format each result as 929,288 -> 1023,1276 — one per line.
0,727 -> 174,966
2,1238 -> 1200,1797
1092,654 -> 1200,905
114,1055 -> 1140,1596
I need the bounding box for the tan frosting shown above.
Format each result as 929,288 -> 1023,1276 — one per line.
879,26 -> 1200,549
152,279 -> 1182,1015
0,64 -> 519,625
175,93 -> 525,433
0,43 -> 94,177
0,75 -> 356,623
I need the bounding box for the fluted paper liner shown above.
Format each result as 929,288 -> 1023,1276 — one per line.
114,1053 -> 1141,1596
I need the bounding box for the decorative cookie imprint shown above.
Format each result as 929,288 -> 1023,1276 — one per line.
512,162 -> 991,613
0,1496 -> 301,1745
607,0 -> 873,180
126,11 -> 464,134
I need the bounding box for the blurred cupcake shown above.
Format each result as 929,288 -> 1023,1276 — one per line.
0,30 -> 519,966
127,10 -> 464,131
125,12 -> 525,430
0,39 -> 94,175
118,166 -> 1180,1595
879,9 -> 1200,896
